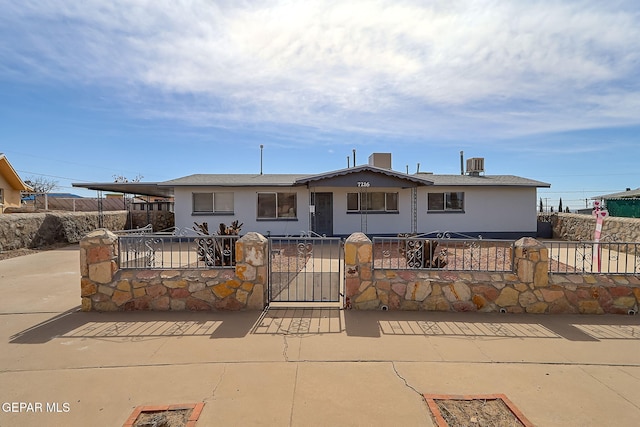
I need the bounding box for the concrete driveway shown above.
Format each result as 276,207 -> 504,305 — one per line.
1,246 -> 640,426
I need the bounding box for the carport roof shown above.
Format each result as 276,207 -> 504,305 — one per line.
72,182 -> 174,198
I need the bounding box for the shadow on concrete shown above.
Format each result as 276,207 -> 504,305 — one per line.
9,309 -> 262,344
10,307 -> 639,344
359,311 -> 640,341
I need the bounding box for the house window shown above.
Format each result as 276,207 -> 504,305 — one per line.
192,192 -> 234,214
428,192 -> 464,212
257,192 -> 297,219
347,192 -> 399,212
0,188 -> 4,204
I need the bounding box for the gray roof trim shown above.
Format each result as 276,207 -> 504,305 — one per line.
295,165 -> 433,186
162,174 -> 310,187
414,174 -> 551,188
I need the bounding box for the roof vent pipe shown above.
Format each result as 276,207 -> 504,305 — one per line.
260,145 -> 264,175
353,149 -> 356,167
347,156 -> 350,168
460,151 -> 464,175
416,163 -> 420,173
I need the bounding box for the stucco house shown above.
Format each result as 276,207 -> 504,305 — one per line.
0,153 -> 33,213
75,153 -> 550,238
164,153 -> 549,238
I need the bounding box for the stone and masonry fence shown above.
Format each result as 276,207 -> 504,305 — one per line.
80,229 -> 639,314
345,233 -> 640,315
546,212 -> 640,244
0,210 -> 174,252
127,211 -> 175,232
80,229 -> 267,312
1,211 -> 127,251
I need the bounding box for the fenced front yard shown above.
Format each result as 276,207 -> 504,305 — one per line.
117,234 -> 239,269
371,236 -> 640,275
372,236 -> 514,272
545,241 -> 640,275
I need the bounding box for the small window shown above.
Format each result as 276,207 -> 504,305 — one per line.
193,193 -> 213,213
192,192 -> 234,214
214,192 -> 234,213
347,192 -> 399,212
257,192 -> 297,219
428,192 -> 464,212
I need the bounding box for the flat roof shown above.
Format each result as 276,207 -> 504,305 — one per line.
73,168 -> 551,195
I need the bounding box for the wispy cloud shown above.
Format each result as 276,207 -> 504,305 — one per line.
2,0 -> 639,140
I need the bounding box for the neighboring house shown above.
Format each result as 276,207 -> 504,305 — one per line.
593,188 -> 640,218
0,153 -> 33,213
74,152 -> 550,238
130,196 -> 175,212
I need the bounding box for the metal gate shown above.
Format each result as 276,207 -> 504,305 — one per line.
268,236 -> 343,304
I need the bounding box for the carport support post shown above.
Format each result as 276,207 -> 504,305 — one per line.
344,233 -> 378,309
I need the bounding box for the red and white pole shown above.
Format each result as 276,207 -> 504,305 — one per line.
592,201 -> 608,272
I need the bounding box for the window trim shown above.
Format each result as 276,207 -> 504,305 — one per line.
346,191 -> 400,213
191,192 -> 235,215
427,191 -> 465,213
257,192 -> 298,220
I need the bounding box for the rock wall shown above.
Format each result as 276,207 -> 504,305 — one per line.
127,211 -> 175,232
80,230 -> 267,312
80,230 -> 639,314
547,213 -> 640,242
345,233 -> 640,314
0,211 -> 127,251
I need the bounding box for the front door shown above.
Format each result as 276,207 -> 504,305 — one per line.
311,193 -> 333,236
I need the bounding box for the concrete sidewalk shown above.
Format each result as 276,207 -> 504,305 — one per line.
1,247 -> 639,426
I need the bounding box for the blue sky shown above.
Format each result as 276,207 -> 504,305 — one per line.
1,0 -> 639,212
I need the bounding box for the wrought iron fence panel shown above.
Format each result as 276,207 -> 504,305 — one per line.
118,234 -> 238,269
546,241 -> 640,274
269,236 -> 342,303
373,236 -> 514,272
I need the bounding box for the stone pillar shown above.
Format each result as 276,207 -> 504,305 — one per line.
80,229 -> 119,312
514,237 -> 549,288
235,232 -> 268,310
344,232 -> 378,309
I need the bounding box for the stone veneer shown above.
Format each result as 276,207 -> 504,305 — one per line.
80,229 -> 267,311
547,212 -> 640,245
345,233 -> 640,314
81,229 -> 639,314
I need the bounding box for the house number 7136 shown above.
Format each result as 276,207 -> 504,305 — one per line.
357,181 -> 371,187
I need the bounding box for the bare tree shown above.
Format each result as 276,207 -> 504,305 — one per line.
113,174 -> 143,183
24,176 -> 58,193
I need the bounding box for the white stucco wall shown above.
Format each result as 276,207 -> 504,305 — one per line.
416,186 -> 538,235
174,185 -> 539,237
174,186 -> 310,236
